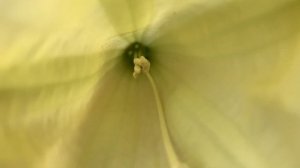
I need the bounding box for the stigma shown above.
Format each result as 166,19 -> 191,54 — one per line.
133,56 -> 150,78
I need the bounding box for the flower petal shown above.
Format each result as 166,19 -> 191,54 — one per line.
0,0 -> 118,69
65,59 -> 169,168
164,87 -> 300,168
149,0 -> 300,167
0,0 -> 122,167
97,0 -> 154,41
0,54 -> 101,167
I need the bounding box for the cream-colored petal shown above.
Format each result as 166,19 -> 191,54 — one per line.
0,54 -> 101,167
0,0 -> 123,167
148,0 -> 300,168
0,0 -> 118,70
97,0 -> 154,41
150,0 -> 300,113
0,44 -> 114,167
164,87 -> 300,168
61,59 -> 169,168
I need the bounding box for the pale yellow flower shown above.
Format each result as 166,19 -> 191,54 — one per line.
0,0 -> 300,168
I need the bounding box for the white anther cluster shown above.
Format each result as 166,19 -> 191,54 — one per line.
133,56 -> 151,78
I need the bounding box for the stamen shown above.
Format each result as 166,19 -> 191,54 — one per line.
132,53 -> 189,168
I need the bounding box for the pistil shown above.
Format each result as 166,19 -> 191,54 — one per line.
129,43 -> 189,168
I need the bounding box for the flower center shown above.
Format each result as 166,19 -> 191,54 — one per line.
123,42 -> 152,69
123,42 -> 152,78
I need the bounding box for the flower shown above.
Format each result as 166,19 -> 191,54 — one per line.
0,0 -> 300,168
